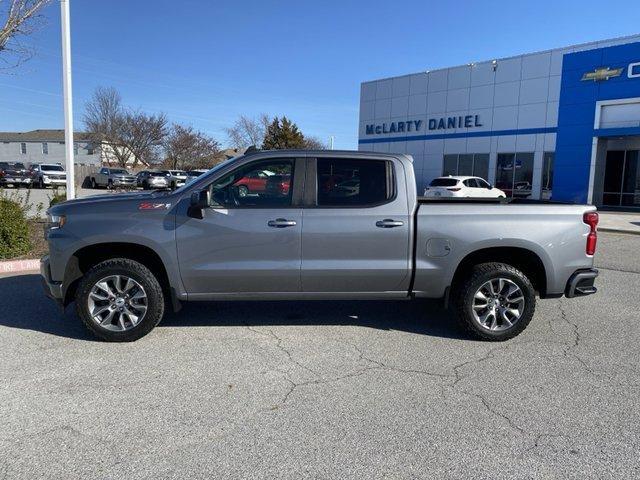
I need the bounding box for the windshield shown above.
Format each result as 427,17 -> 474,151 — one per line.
149,171 -> 165,177
173,155 -> 243,195
111,169 -> 130,174
14,163 -> 25,169
41,165 -> 64,172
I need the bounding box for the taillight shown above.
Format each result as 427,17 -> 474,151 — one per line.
583,211 -> 598,255
447,187 -> 461,192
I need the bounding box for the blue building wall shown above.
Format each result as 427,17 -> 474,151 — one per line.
554,41 -> 640,203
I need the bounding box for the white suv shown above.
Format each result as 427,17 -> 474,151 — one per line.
30,163 -> 67,189
423,176 -> 506,198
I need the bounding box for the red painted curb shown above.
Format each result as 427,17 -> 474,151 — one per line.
0,259 -> 41,273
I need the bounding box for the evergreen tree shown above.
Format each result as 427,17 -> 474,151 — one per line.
261,116 -> 306,150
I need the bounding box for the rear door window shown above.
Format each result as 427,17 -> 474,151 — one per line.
316,158 -> 393,207
430,178 -> 458,187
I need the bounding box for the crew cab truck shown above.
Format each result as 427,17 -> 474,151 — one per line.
90,167 -> 138,189
41,150 -> 599,342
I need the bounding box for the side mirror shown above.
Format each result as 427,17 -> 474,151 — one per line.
190,189 -> 211,209
487,184 -> 493,190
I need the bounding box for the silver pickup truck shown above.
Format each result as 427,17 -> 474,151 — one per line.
90,167 -> 138,189
41,150 -> 599,342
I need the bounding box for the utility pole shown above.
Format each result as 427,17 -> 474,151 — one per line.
329,135 -> 335,150
60,0 -> 75,199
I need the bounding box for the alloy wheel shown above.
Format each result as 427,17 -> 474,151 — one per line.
471,278 -> 525,331
87,275 -> 148,332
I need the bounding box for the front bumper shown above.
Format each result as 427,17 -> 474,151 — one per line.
43,178 -> 67,185
40,255 -> 64,305
565,268 -> 598,298
0,176 -> 31,185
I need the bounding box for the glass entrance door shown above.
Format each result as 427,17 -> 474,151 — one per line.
603,150 -> 640,207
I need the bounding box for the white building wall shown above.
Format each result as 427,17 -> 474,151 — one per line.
0,141 -> 99,166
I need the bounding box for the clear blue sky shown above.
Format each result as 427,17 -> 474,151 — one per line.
0,0 -> 639,149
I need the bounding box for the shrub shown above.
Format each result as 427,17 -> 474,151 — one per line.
49,187 -> 67,207
49,193 -> 67,207
0,198 -> 32,259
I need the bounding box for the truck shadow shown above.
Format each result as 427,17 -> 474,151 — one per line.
0,274 -> 469,341
163,299 -> 467,340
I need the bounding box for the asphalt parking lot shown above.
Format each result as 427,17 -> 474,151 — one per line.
1,232 -> 639,479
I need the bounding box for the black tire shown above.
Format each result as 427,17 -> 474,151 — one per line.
452,262 -> 536,341
238,185 -> 249,197
75,258 -> 165,342
38,178 -> 45,189
107,179 -> 113,190
170,181 -> 176,190
142,181 -> 149,190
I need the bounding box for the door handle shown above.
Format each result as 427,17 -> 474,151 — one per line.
268,218 -> 297,228
376,219 -> 404,228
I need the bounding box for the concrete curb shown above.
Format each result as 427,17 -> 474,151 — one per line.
0,259 -> 40,274
599,227 -> 640,236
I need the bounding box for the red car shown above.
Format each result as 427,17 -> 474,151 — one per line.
235,170 -> 290,197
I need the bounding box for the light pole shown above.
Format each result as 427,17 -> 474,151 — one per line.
60,0 -> 75,199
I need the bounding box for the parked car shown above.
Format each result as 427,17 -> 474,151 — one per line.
90,167 -> 138,189
160,170 -> 188,189
41,150 -> 599,342
424,176 -> 506,198
29,163 -> 66,189
185,169 -> 208,184
136,170 -> 169,190
0,162 -> 31,187
231,169 -> 272,196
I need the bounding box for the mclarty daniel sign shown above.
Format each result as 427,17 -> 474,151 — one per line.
365,114 -> 482,135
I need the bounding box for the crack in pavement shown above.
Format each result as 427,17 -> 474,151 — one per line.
245,324 -> 319,376
555,300 -> 600,378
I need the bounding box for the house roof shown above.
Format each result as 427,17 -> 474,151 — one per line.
0,129 -> 92,142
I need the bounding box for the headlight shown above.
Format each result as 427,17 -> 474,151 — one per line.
42,175 -> 49,180
48,214 -> 66,229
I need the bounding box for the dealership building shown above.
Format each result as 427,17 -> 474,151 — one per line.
358,34 -> 640,207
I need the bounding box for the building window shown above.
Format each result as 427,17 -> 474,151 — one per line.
20,142 -> 27,154
42,142 -> 48,155
87,146 -> 95,155
542,152 -> 554,200
442,153 -> 490,181
495,152 -> 534,198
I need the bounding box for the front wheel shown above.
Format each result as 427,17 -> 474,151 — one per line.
452,262 -> 535,341
75,258 -> 165,342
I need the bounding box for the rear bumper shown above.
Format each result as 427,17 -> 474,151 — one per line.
565,268 -> 598,298
40,255 -> 64,306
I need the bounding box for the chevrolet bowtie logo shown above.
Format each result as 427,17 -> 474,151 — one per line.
581,67 -> 624,82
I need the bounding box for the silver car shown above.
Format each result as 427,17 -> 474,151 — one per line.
136,170 -> 169,190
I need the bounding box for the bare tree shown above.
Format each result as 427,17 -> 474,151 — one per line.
84,86 -> 168,168
0,0 -> 51,70
165,124 -> 220,170
225,113 -> 271,150
302,136 -> 327,150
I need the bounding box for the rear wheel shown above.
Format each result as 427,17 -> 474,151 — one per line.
238,185 -> 249,197
452,262 -> 535,341
75,258 -> 165,342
